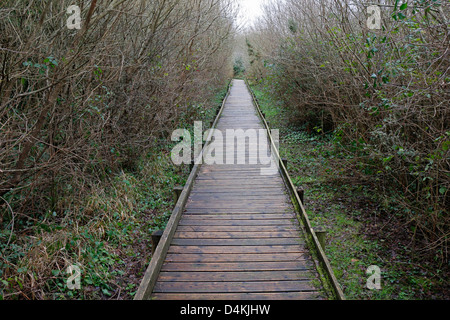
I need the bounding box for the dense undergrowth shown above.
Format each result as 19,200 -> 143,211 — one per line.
250,82 -> 449,299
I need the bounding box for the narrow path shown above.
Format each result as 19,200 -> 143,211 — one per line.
150,80 -> 322,300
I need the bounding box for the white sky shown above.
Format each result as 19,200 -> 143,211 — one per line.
235,0 -> 265,29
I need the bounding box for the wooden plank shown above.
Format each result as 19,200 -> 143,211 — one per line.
189,190 -> 286,195
187,200 -> 289,205
184,209 -> 292,214
190,187 -> 284,193
164,252 -> 308,263
167,245 -> 305,254
198,168 -> 275,173
187,195 -> 287,201
193,181 -> 284,187
197,172 -> 272,177
186,199 -> 290,205
151,292 -> 321,300
195,175 -> 280,180
200,166 -> 268,169
193,176 -> 280,180
197,174 -> 273,178
157,270 -> 312,282
181,214 -> 294,220
184,204 -> 291,210
160,261 -> 313,272
190,187 -> 285,192
184,205 -> 292,210
176,225 -> 297,232
170,238 -> 304,246
185,207 -> 292,214
195,177 -> 283,182
174,231 -> 299,239
153,280 -> 316,293
179,218 -> 296,226
187,195 -> 289,201
189,190 -> 285,195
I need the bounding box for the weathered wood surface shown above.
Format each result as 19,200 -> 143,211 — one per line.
150,80 -> 322,300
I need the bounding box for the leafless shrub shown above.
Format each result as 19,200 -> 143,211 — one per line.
0,0 -> 235,213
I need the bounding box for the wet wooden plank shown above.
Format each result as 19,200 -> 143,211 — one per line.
184,204 -> 292,210
164,252 -> 308,263
193,182 -> 284,188
186,195 -> 289,202
190,188 -> 285,193
174,231 -> 300,239
157,270 -> 313,282
153,280 -> 316,293
178,218 -> 297,226
181,214 -> 294,220
184,208 -> 292,214
151,292 -> 321,300
170,238 -> 305,246
176,225 -> 297,232
167,245 -> 305,254
186,199 -> 291,206
199,165 -> 270,171
160,261 -> 313,272
189,189 -> 285,195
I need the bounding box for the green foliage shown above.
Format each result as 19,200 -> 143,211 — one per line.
233,56 -> 246,78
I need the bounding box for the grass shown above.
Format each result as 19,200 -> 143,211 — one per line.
0,82 -> 230,300
249,80 -> 449,300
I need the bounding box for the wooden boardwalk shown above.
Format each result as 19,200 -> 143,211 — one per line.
149,80 -> 322,300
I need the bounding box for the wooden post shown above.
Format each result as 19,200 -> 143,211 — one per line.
315,227 -> 327,250
173,186 -> 183,205
297,187 -> 304,205
151,230 -> 163,255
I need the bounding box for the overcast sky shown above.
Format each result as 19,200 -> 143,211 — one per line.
235,0 -> 265,29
